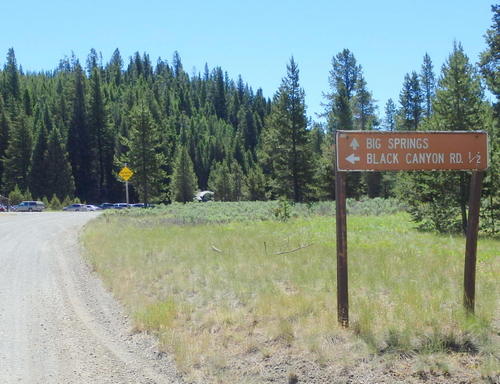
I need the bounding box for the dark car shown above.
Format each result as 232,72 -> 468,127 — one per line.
113,203 -> 131,209
0,205 -> 6,212
130,203 -> 155,208
99,203 -> 115,210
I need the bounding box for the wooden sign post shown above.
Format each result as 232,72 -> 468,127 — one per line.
335,131 -> 488,326
335,169 -> 348,327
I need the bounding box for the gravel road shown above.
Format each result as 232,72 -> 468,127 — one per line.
0,212 -> 182,384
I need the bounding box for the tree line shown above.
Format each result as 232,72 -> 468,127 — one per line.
0,5 -> 498,234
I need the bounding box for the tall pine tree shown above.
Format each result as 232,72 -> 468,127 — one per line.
126,101 -> 165,204
29,108 -> 50,198
2,108 -> 32,193
398,43 -> 485,233
0,96 -> 9,193
67,62 -> 94,202
261,57 -> 314,202
88,67 -> 114,201
46,127 -> 75,200
171,145 -> 198,203
399,71 -> 423,130
420,53 -> 435,118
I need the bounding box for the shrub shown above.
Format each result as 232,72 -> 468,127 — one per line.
49,194 -> 62,210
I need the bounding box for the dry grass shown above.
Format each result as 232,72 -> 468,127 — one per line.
82,207 -> 499,383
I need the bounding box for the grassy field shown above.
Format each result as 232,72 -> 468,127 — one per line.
82,201 -> 499,383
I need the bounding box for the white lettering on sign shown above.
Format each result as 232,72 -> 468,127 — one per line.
367,153 -> 399,164
366,138 -> 381,149
468,152 -> 481,164
450,153 -> 463,164
405,152 -> 445,164
388,137 -> 429,150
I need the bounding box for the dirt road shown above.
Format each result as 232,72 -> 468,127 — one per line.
0,212 -> 181,384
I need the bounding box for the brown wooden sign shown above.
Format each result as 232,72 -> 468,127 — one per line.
336,131 -> 488,171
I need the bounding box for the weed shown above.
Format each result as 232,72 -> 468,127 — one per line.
82,203 -> 499,382
273,198 -> 293,222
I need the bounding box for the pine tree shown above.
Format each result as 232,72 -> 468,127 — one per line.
2,110 -> 32,192
398,72 -> 423,130
126,101 -> 165,204
208,160 -> 233,201
29,112 -> 50,198
262,57 -> 315,202
324,49 -> 360,132
49,194 -> 62,210
245,164 -> 267,200
435,43 -> 485,233
4,48 -> 21,102
433,43 -> 484,132
8,185 -> 24,205
171,145 -> 198,203
211,67 -> 227,120
398,43 -> 486,233
207,159 -> 244,201
89,67 -> 114,201
46,127 -> 75,200
384,98 -> 397,131
353,73 -> 377,130
420,53 -> 435,118
324,49 -> 365,198
479,5 -> 500,235
107,48 -> 123,86
23,89 -> 33,116
238,105 -> 258,151
0,96 -> 10,193
479,5 -> 500,100
67,62 -> 94,202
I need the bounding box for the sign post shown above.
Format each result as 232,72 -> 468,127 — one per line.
464,171 -> 484,313
335,169 -> 348,327
335,130 -> 488,325
118,165 -> 134,204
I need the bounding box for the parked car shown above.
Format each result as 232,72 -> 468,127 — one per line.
130,203 -> 155,208
99,202 -> 115,210
0,204 -> 6,212
86,205 -> 102,211
63,204 -> 89,212
113,203 -> 131,209
16,201 -> 45,212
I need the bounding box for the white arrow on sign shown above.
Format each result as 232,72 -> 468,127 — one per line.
346,154 -> 360,164
350,138 -> 360,150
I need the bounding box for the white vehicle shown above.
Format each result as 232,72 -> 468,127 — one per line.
86,205 -> 102,211
16,201 -> 45,212
63,204 -> 89,212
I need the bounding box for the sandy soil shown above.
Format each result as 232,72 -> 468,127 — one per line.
0,212 -> 183,384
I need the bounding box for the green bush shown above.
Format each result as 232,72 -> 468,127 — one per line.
8,185 -> 24,205
112,198 -> 405,226
49,194 -> 62,210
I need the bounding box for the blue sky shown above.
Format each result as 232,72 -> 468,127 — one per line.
0,0 -> 494,121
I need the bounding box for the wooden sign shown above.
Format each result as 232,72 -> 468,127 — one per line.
334,130 -> 489,327
336,131 -> 488,171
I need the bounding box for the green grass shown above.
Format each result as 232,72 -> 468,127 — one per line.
115,197 -> 406,224
82,201 -> 499,381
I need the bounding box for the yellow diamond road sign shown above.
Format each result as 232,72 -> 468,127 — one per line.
119,166 -> 133,181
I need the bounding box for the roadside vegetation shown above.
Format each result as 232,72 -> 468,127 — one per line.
82,200 -> 499,383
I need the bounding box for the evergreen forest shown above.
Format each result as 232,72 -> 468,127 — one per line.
0,6 -> 498,234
